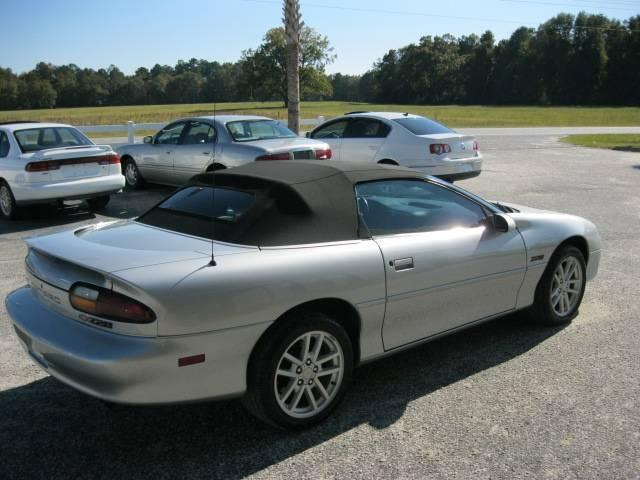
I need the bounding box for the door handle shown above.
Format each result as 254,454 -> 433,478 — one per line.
392,257 -> 414,271
166,151 -> 171,154
202,151 -> 210,155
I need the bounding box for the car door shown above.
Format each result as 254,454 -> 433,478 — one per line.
355,179 -> 527,350
172,121 -> 217,184
341,117 -> 390,163
140,121 -> 187,184
309,119 -> 349,161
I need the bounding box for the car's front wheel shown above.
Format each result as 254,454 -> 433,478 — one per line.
123,157 -> 144,189
0,181 -> 19,220
529,245 -> 587,325
243,311 -> 353,430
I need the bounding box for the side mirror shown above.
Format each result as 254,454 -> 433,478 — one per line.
489,213 -> 510,233
305,132 -> 311,138
143,135 -> 153,144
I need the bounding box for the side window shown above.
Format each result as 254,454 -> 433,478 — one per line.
355,180 -> 486,236
344,118 -> 390,139
0,132 -> 9,158
155,122 -> 187,145
310,120 -> 349,139
182,122 -> 216,145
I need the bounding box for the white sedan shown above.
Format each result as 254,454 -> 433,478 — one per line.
0,122 -> 125,220
308,112 -> 482,182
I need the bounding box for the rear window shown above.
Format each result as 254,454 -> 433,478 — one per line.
392,117 -> 453,136
226,120 -> 296,142
14,127 -> 92,152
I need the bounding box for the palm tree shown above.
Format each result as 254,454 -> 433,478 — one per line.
283,0 -> 303,134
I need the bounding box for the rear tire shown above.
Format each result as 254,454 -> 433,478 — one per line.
0,181 -> 19,220
529,245 -> 587,326
123,157 -> 144,189
87,195 -> 110,210
243,311 -> 353,430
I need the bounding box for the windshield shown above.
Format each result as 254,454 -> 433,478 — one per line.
392,117 -> 453,136
226,120 -> 297,142
14,127 -> 93,153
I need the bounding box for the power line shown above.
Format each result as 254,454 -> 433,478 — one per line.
237,0 -> 640,33
500,0 -> 640,12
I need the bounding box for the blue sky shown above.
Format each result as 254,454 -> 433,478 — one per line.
1,0 -> 637,75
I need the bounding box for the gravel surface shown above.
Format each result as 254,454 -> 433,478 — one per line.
0,129 -> 638,479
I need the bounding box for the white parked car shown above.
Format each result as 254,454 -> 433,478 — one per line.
308,112 -> 482,182
116,115 -> 332,189
0,121 -> 125,220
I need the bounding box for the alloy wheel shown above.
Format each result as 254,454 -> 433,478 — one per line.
0,185 -> 12,217
550,255 -> 583,317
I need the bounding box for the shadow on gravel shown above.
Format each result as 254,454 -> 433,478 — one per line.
0,186 -> 173,235
0,313 -> 565,479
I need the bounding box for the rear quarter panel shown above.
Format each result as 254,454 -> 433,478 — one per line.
120,240 -> 388,360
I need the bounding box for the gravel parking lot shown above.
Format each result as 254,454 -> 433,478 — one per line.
1,129 -> 638,479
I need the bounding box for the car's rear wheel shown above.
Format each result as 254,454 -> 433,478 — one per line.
87,195 -> 110,210
123,157 -> 144,189
529,245 -> 586,325
243,311 -> 353,430
0,181 -> 19,220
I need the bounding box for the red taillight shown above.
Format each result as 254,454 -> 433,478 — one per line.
314,148 -> 332,160
473,140 -> 479,151
429,144 -> 452,155
256,152 -> 291,161
69,283 -> 155,324
25,161 -> 60,172
98,153 -> 120,165
26,153 -> 120,172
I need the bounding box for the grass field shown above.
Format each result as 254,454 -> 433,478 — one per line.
2,101 -> 640,130
561,134 -> 640,152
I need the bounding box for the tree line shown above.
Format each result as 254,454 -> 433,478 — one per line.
0,12 -> 638,111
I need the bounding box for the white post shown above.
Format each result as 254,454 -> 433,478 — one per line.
127,121 -> 134,144
317,115 -> 325,126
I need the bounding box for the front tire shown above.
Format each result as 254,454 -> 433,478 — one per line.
123,157 -> 144,189
87,195 -> 110,210
0,181 -> 19,220
529,245 -> 587,325
243,311 -> 353,430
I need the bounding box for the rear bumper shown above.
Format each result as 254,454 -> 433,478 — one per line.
407,155 -> 482,180
5,286 -> 270,405
12,174 -> 125,204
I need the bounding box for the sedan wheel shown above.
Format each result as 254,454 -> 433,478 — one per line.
0,182 -> 18,220
243,311 -> 353,430
123,159 -> 144,189
530,245 -> 586,325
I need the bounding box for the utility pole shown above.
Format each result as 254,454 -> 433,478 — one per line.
283,0 -> 302,134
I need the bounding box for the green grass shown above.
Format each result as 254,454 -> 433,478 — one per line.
2,101 -> 640,128
561,134 -> 640,151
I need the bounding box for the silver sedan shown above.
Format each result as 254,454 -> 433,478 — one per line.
116,115 -> 332,188
5,161 -> 601,430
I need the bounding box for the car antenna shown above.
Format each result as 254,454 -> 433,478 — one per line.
209,101 -> 217,266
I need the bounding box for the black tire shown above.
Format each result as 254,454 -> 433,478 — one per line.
87,195 -> 110,210
122,157 -> 144,189
529,245 -> 587,326
243,311 -> 354,430
0,181 -> 19,220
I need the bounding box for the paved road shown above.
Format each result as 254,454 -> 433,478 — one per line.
0,132 -> 639,479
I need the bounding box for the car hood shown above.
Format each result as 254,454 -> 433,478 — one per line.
25,220 -> 257,274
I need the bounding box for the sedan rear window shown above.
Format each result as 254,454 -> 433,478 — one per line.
226,120 -> 297,142
14,127 -> 92,152
392,117 -> 453,136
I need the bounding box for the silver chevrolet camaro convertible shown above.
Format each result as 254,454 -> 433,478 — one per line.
6,161 -> 601,429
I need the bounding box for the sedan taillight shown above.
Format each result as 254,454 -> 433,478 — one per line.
256,153 -> 291,161
429,144 -> 452,155
314,148 -> 332,160
25,153 -> 121,171
69,283 -> 156,324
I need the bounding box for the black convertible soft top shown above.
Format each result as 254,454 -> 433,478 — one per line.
183,161 -> 427,246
